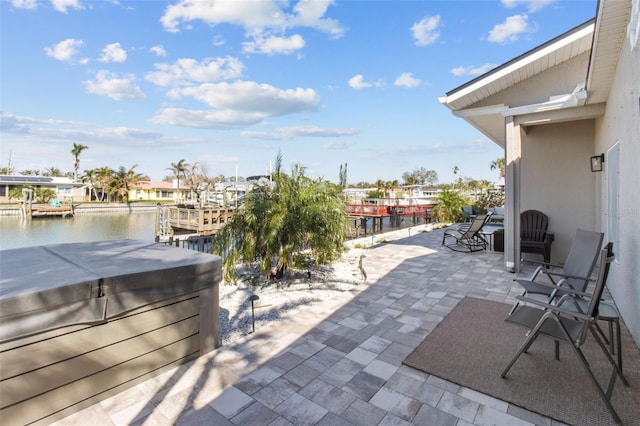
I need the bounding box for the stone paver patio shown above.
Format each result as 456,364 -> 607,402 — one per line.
52,225 -> 567,426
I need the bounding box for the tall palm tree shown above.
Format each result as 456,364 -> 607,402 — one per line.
167,159 -> 189,202
71,143 -> 88,182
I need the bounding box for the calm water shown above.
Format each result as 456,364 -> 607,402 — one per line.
0,212 -> 157,251
0,211 -> 423,251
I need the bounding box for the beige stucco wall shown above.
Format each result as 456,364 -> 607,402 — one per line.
593,34 -> 640,343
519,121 -> 597,262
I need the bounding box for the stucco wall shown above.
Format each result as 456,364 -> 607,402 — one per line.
594,34 -> 640,344
520,121 -> 597,262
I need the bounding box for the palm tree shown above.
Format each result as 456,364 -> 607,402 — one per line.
43,167 -> 63,177
214,156 -> 349,283
82,168 -> 99,201
71,143 -> 88,182
432,188 -> 469,223
167,159 -> 189,202
490,157 -> 505,178
96,166 -> 114,201
109,165 -> 144,202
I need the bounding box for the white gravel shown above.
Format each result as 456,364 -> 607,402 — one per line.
218,246 -> 367,346
217,224 -> 436,346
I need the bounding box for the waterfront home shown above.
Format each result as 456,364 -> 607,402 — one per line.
439,0 -> 639,344
0,175 -> 82,203
128,180 -> 189,202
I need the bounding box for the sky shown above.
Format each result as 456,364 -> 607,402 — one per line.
0,0 -> 598,185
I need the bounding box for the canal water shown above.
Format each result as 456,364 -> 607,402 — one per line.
0,212 -> 157,251
0,211 -> 424,251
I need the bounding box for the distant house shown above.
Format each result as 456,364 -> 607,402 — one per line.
128,180 -> 188,202
440,0 -> 639,343
0,175 -> 83,203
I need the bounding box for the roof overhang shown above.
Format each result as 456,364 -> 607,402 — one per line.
438,0 -> 632,147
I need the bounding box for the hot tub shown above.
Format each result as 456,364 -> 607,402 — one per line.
0,240 -> 221,425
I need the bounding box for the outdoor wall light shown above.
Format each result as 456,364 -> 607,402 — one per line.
590,153 -> 605,172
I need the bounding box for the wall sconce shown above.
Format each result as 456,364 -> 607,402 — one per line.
590,153 -> 605,172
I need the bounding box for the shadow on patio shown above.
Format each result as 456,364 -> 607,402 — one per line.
52,226 -> 635,426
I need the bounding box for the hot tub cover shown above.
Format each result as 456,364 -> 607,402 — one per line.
0,240 -> 221,342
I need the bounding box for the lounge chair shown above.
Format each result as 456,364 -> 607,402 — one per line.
442,213 -> 492,252
520,209 -> 554,263
511,228 -> 604,313
501,244 -> 629,424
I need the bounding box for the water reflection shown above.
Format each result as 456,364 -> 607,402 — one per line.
0,212 -> 157,250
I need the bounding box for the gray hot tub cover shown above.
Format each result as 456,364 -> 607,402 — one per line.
0,240 -> 221,343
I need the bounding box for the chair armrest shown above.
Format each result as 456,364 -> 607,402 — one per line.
515,279 -> 593,298
545,232 -> 555,243
515,295 -> 594,321
542,270 -> 594,282
524,258 -> 563,269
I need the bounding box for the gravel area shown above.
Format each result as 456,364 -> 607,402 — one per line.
218,246 -> 367,346
217,224 -> 437,346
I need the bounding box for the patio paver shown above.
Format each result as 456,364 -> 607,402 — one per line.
50,225 -> 558,426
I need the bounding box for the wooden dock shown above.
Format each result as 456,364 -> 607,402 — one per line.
159,206 -> 236,237
21,203 -> 75,218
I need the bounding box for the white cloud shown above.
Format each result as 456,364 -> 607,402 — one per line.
51,0 -> 83,13
488,14 -> 533,43
160,0 -> 344,55
84,70 -> 146,100
241,125 -> 359,140
99,42 -> 127,63
394,72 -> 421,88
44,38 -> 88,63
176,81 -> 320,116
451,63 -> 498,76
145,57 -> 244,87
323,140 -> 356,150
11,0 -> 38,10
150,45 -> 167,57
242,34 -> 305,55
149,108 -> 264,129
151,80 -> 320,129
501,0 -> 555,12
348,74 -> 383,90
411,15 -> 441,46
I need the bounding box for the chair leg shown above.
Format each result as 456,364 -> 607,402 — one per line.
500,313 -> 548,378
566,333 -> 622,424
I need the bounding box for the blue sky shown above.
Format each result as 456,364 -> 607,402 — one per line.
1,0 -> 597,185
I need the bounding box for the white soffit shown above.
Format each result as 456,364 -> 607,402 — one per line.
586,0 -> 634,104
440,22 -> 595,111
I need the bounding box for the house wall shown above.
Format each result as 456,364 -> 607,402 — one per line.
519,121 -> 597,262
593,34 -> 640,343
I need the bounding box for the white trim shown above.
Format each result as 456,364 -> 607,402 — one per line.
441,24 -> 594,105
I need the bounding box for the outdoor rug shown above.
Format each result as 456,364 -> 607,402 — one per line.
403,297 -> 640,426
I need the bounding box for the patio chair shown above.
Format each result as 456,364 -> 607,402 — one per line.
510,228 -> 604,314
442,213 -> 492,252
501,244 -> 629,424
461,206 -> 476,222
520,210 -> 554,263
